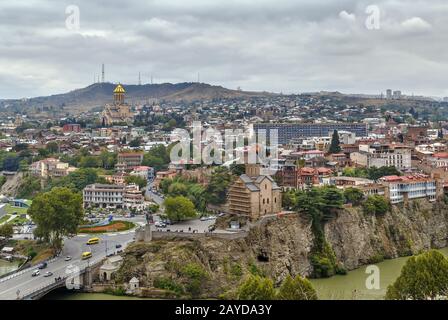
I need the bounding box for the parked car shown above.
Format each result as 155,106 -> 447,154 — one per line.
37,262 -> 47,269
31,270 -> 40,277
208,225 -> 216,232
115,244 -> 122,249
44,271 -> 53,277
64,256 -> 72,261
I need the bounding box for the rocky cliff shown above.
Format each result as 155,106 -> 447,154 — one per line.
113,199 -> 448,298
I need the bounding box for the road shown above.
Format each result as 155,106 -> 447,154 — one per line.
145,180 -> 164,205
0,223 -> 140,300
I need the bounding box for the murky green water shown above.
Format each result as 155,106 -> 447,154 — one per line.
43,248 -> 448,300
0,259 -> 20,277
311,247 -> 448,300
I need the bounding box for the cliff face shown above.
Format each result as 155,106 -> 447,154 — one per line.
113,200 -> 448,298
325,199 -> 448,270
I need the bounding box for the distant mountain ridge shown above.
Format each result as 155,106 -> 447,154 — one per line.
0,82 -> 271,114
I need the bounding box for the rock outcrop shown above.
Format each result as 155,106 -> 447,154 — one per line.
113,199 -> 448,298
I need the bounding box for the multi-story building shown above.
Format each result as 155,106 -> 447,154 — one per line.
253,123 -> 368,145
228,165 -> 282,220
130,166 -> 155,181
62,123 -> 81,133
83,183 -> 144,210
350,143 -> 412,170
379,174 -> 438,204
117,152 -> 144,170
30,158 -> 74,178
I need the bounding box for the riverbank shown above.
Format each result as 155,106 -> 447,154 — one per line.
310,247 -> 448,300
0,259 -> 20,277
44,247 -> 448,300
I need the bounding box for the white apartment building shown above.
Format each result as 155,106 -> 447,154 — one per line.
350,143 -> 412,170
380,174 -> 437,204
83,183 -> 145,210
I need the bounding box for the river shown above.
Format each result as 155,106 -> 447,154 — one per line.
43,248 -> 448,300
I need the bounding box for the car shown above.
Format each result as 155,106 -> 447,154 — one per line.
37,262 -> 47,269
64,256 -> 72,261
44,271 -> 53,277
31,270 -> 40,277
218,212 -> 226,217
200,216 -> 208,221
208,225 -> 216,232
115,244 -> 122,249
155,221 -> 166,228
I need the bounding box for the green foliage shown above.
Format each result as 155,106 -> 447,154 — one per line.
181,263 -> 207,297
229,164 -> 246,176
329,130 -> 341,154
28,187 -> 84,251
0,223 -> 14,239
142,144 -> 171,171
205,167 -> 233,205
163,196 -> 196,222
129,137 -> 142,148
46,168 -> 107,192
310,241 -> 344,278
277,275 -> 318,300
386,250 -> 448,300
230,263 -> 243,278
363,195 -> 391,215
287,186 -> 345,278
237,275 -> 276,300
160,176 -> 207,213
0,175 -> 6,188
17,175 -> 42,199
343,187 -> 365,206
125,175 -> 147,189
153,276 -> 184,295
46,141 -> 59,154
342,166 -> 401,181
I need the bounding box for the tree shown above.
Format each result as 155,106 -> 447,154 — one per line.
28,187 -> 84,252
343,187 -> 364,206
129,137 -> 142,148
46,141 -> 59,154
142,144 -> 171,171
363,195 -> 390,215
237,275 -> 276,300
125,175 -> 147,189
229,164 -> 246,176
277,275 -> 318,300
329,130 -> 341,154
0,223 -> 13,239
167,182 -> 188,196
205,167 -> 233,205
163,196 -> 196,222
386,250 -> 448,300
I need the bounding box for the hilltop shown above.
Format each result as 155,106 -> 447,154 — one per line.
0,82 -> 271,114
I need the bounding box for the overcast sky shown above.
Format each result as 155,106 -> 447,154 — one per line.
0,0 -> 447,99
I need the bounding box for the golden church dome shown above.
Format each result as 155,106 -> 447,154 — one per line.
113,84 -> 126,93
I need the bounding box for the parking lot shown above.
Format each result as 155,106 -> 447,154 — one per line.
152,215 -> 233,234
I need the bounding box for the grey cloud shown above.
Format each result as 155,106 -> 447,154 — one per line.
0,0 -> 447,98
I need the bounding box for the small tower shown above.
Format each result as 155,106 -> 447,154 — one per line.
113,84 -> 125,105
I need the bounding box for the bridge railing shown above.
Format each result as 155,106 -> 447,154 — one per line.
19,256 -> 106,300
0,256 -> 58,283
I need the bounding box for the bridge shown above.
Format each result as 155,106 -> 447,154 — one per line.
0,228 -> 137,300
19,257 -> 104,300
